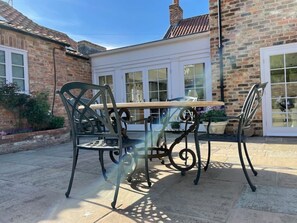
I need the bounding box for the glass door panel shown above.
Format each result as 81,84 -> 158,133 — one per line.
184,63 -> 205,100
99,75 -> 113,103
125,71 -> 144,123
270,53 -> 297,128
148,68 -> 168,124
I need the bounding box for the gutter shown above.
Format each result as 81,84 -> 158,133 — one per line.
218,0 -> 224,101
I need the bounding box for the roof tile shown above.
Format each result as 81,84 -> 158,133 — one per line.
0,1 -> 77,49
164,14 -> 209,39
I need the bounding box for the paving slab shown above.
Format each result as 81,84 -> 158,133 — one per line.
0,134 -> 296,223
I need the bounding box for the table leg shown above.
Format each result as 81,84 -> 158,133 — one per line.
167,107 -> 201,175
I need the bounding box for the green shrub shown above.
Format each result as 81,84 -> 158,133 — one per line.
0,83 -> 64,131
22,92 -> 50,130
0,83 -> 29,127
48,116 -> 65,129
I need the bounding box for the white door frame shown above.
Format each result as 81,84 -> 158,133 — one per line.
260,43 -> 297,136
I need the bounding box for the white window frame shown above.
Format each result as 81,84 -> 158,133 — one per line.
178,58 -> 212,101
0,45 -> 29,93
260,43 -> 297,136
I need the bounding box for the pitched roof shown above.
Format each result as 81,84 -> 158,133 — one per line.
163,14 -> 209,39
0,1 -> 77,49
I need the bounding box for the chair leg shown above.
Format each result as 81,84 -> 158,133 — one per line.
193,132 -> 202,185
126,155 -> 137,183
144,148 -> 152,187
204,140 -> 211,171
238,142 -> 256,192
98,150 -> 107,180
243,142 -> 258,176
65,148 -> 79,198
111,155 -> 123,209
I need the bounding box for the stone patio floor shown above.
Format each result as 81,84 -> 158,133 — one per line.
0,133 -> 296,223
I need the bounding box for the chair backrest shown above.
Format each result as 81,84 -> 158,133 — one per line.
57,82 -> 122,144
241,82 -> 267,129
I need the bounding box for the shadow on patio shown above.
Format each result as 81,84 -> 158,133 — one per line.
0,136 -> 297,223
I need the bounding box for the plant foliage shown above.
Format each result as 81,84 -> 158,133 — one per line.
200,106 -> 227,122
0,83 -> 64,132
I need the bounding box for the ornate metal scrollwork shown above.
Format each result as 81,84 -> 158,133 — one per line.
167,106 -> 199,172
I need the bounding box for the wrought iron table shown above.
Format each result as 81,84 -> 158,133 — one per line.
87,100 -> 224,184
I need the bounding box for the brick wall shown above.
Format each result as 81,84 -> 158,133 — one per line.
209,0 -> 297,135
0,127 -> 70,154
0,28 -> 92,130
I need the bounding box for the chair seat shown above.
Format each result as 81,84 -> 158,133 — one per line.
78,137 -> 144,150
198,133 -> 246,143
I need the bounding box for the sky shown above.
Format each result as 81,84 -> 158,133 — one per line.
12,0 -> 209,49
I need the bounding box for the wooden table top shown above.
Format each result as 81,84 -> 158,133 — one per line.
88,100 -> 224,110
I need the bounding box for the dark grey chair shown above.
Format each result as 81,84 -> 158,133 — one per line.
57,82 -> 150,209
194,83 -> 267,191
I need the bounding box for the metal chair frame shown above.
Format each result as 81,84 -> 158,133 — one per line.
57,82 -> 150,209
194,83 -> 267,191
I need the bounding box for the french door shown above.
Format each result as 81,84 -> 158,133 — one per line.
261,43 -> 297,136
124,68 -> 168,130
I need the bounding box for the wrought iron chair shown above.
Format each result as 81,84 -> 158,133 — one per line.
194,83 -> 267,191
57,82 -> 150,209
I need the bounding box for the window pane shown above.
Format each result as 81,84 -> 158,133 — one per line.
125,72 -> 144,123
195,64 -> 204,74
0,50 -> 5,63
11,53 -> 24,66
271,84 -> 285,98
270,55 -> 284,69
134,71 -> 142,83
98,75 -> 113,103
0,77 -> 6,85
125,73 -> 134,83
12,66 -> 24,78
99,75 -> 113,86
159,68 -> 167,80
286,53 -> 297,67
270,69 -> 285,83
13,79 -> 25,91
106,76 -> 113,85
98,76 -> 105,85
287,83 -> 297,97
184,63 -> 205,99
0,64 -> 5,76
197,88 -> 205,99
272,113 -> 286,127
148,70 -> 158,81
125,72 -> 143,102
286,68 -> 297,82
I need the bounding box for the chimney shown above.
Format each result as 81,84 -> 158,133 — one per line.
169,0 -> 183,26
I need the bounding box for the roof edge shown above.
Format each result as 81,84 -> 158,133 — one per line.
0,23 -> 70,46
90,31 -> 209,58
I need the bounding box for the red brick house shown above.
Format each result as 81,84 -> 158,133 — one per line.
1,0 -> 296,137
0,1 -> 104,130
209,0 -> 297,136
